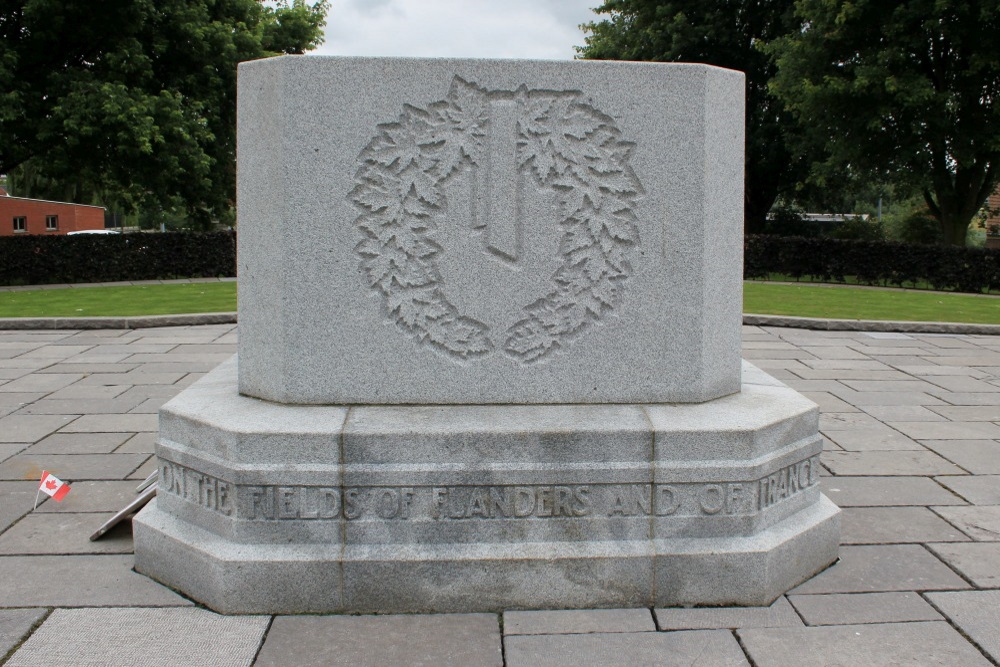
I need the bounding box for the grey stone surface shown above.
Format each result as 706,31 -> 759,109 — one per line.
820,450 -> 966,476
255,614 -> 502,667
5,608 -> 267,667
926,591 -> 1000,662
787,592 -> 943,625
929,542 -> 1000,587
0,609 -> 46,659
935,475 -> 1000,504
237,56 -> 744,405
505,630 -> 748,666
655,596 -> 802,629
33,480 -> 146,512
839,507 -> 969,544
789,545 -> 969,594
822,476 -> 964,507
0,453 -> 150,481
738,622 -> 991,666
503,608 -> 655,635
0,555 -> 191,606
25,432 -> 134,454
821,427 -> 923,451
0,415 -> 78,443
0,481 -> 36,532
932,505 -> 1000,540
921,440 -> 1000,474
0,512 -> 134,554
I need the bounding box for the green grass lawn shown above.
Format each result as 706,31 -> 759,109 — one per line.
0,280 -> 997,325
0,282 -> 237,317
744,282 -> 1000,324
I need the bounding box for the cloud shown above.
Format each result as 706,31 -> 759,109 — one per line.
316,0 -> 600,60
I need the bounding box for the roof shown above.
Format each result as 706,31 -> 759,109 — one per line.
0,195 -> 105,210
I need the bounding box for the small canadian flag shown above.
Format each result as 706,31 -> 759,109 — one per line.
38,471 -> 71,501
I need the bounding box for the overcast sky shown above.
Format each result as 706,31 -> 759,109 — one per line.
315,0 -> 604,60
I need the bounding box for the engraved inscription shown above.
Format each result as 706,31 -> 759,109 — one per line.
757,456 -> 820,510
160,458 -> 819,522
160,460 -> 233,516
350,76 -> 644,363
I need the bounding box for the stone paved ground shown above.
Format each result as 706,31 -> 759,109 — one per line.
0,323 -> 998,666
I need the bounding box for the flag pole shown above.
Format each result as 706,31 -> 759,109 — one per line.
32,485 -> 42,511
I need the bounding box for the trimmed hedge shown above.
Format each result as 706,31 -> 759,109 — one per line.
745,235 -> 1000,294
0,231 -> 236,286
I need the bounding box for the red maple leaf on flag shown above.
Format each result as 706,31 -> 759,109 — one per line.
45,480 -> 57,490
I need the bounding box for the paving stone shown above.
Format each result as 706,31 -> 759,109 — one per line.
655,596 -> 802,630
0,374 -> 85,394
822,428 -> 923,451
0,393 -> 45,407
738,622 -> 990,666
128,397 -> 170,414
45,384 -> 130,400
58,413 -> 158,433
926,542 -> 1000,587
0,608 -> 47,659
0,415 -> 78,443
896,364 -> 987,376
932,393 -> 1000,406
929,405 -> 1000,422
926,376 -> 1000,392
0,555 -> 191,606
5,607 -> 267,667
920,440 -> 1000,474
860,405 -> 948,422
256,614 -> 502,667
787,592 -> 942,626
822,476 -> 964,507
840,380 -> 939,393
821,451 -> 966,476
933,506 -> 1000,541
33,479 -> 144,513
0,453 -> 149,481
819,413 -> 885,430
0,481 -> 38,533
116,432 -> 157,454
0,443 -> 29,462
839,507 -> 969,544
24,432 -> 133,454
790,545 -> 969,595
829,390 -> 946,406
935,475 -> 1000,504
798,346 -> 869,360
504,630 -> 748,667
17,397 -> 145,415
926,591 -> 1000,663
894,421 -> 1000,440
801,392 -> 860,413
503,608 -> 654,635
126,455 -> 156,480
74,373 -> 186,387
0,512 -> 133,554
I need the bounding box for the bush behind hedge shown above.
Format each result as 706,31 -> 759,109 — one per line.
0,231 -> 236,286
745,235 -> 1000,293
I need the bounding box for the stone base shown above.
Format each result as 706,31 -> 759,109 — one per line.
133,357 -> 840,614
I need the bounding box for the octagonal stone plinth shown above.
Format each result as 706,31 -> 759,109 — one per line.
133,358 -> 840,614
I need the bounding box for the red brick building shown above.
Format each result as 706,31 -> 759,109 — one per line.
0,192 -> 106,236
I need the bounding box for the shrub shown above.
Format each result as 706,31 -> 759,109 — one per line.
0,231 -> 236,286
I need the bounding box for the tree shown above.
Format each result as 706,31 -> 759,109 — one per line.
0,0 -> 328,227
767,0 -> 1000,246
576,0 -> 805,233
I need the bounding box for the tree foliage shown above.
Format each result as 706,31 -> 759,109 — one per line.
576,0 -> 804,233
0,0 -> 328,226
767,0 -> 1000,246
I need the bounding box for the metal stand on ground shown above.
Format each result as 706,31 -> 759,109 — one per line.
90,471 -> 157,541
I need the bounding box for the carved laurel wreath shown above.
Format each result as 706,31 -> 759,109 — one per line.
349,76 -> 643,363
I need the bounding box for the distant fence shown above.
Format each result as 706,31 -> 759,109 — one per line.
0,231 -> 236,286
745,235 -> 1000,294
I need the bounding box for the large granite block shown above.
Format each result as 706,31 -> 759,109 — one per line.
237,56 -> 744,405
